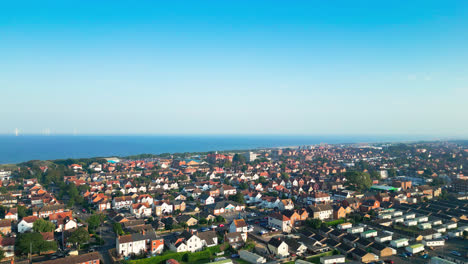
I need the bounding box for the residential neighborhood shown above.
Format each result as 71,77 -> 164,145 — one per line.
0,142 -> 467,264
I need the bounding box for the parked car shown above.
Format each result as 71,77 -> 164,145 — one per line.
219,224 -> 225,227
451,251 -> 461,257
200,227 -> 210,232
211,225 -> 218,229
384,260 -> 394,264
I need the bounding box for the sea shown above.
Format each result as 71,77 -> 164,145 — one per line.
0,134 -> 436,164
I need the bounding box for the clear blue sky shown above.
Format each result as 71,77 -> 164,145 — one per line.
1,0 -> 467,136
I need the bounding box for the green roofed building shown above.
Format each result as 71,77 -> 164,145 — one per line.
370,185 -> 399,192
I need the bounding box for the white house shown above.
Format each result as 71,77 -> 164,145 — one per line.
230,219 -> 248,233
390,238 -> 409,248
268,213 -> 291,233
347,226 -> 364,234
168,230 -> 204,253
131,203 -> 152,218
405,244 -> 424,254
18,216 -> 38,233
423,239 -> 445,247
117,235 -> 146,256
361,230 -> 378,238
320,255 -> 346,264
112,196 -> 133,210
267,238 -> 289,258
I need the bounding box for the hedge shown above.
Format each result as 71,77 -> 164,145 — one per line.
129,245 -> 223,264
186,250 -> 211,262
324,219 -> 345,227
129,251 -> 185,264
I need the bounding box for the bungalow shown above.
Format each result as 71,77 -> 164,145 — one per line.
390,238 -> 409,248
352,248 -> 378,263
370,242 -> 394,257
347,226 -> 364,234
361,230 -> 378,238
320,255 -> 345,264
405,244 -> 425,254
284,238 -> 307,256
423,239 -> 445,247
239,250 -> 266,264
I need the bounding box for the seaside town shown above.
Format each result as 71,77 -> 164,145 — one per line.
0,141 -> 466,264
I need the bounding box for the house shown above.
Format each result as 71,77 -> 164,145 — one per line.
423,239 -> 445,247
18,216 -> 38,233
333,205 -> 349,220
279,199 -> 294,211
32,204 -> 66,218
390,238 -> 409,248
347,226 -> 364,234
224,232 -> 247,248
360,199 -> 380,212
116,229 -> 163,257
153,201 -> 173,216
352,248 -> 378,263
167,230 -> 204,253
112,196 -> 133,210
131,203 -> 152,218
405,244 -> 425,254
308,204 -> 333,220
284,238 -> 307,256
309,192 -> 331,204
0,219 -> 12,234
0,236 -> 15,259
197,231 -> 218,247
336,222 -> 352,230
229,219 -> 248,233
370,242 -> 394,257
239,250 -> 266,264
268,212 -> 291,233
361,229 -> 378,238
320,255 -> 346,264
37,252 -> 102,264
200,194 -> 215,205
211,201 -> 245,215
267,237 -> 289,258
176,215 -> 198,226
5,208 -> 18,221
220,185 -> 237,196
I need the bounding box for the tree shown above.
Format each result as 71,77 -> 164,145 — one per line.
33,219 -> 56,232
87,214 -> 105,232
0,249 -> 4,262
16,233 -> 57,255
17,205 -> 31,218
233,154 -> 246,164
306,219 -> 322,229
345,171 -> 372,191
229,193 -> 245,204
68,227 -> 90,249
113,223 -> 124,236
